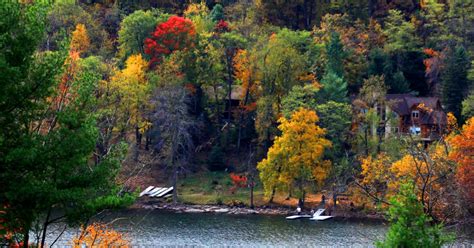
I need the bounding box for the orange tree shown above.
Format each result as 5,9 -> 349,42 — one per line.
72,223 -> 129,248
448,117 -> 474,214
356,142 -> 457,220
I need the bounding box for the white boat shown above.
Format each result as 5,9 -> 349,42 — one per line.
150,187 -> 168,197
310,215 -> 333,221
139,186 -> 155,197
286,214 -> 312,220
156,187 -> 174,198
309,208 -> 333,221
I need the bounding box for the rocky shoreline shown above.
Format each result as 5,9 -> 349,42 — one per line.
137,202 -> 293,215
132,201 -> 386,221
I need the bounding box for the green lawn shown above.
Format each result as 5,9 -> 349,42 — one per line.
178,171 -> 266,206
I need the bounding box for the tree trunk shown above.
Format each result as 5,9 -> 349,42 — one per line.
237,83 -> 251,151
250,178 -> 254,209
226,51 -> 233,122
40,208 -> 52,248
145,131 -> 150,151
134,125 -> 142,161
269,187 -> 276,203
172,167 -> 178,205
22,226 -> 29,248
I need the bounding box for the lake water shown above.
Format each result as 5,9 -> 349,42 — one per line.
47,209 -> 472,247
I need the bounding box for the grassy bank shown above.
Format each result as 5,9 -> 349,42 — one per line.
177,171 -> 324,209
178,171 -> 266,206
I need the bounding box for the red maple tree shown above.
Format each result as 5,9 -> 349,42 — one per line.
229,173 -> 247,194
214,20 -> 230,33
144,16 -> 196,67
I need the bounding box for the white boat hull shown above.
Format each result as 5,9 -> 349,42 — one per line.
286,215 -> 312,220
310,215 -> 333,221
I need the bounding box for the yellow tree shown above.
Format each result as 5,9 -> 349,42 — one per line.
389,144 -> 455,220
257,108 -> 331,207
234,49 -> 260,150
110,54 -> 150,160
356,153 -> 393,207
70,23 -> 90,55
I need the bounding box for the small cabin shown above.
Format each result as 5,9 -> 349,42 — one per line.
385,94 -> 447,140
353,94 -> 447,141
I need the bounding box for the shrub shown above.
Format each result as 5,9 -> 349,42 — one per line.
208,145 -> 226,171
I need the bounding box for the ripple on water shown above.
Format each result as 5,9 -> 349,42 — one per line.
45,209 -> 472,247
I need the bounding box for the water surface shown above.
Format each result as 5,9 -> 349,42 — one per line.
47,209 -> 472,247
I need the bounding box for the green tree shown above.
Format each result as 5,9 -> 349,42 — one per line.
383,9 -> 421,54
325,32 -> 346,77
462,91 -> 474,120
447,0 -> 474,51
320,73 -> 348,102
281,84 -> 320,118
44,1 -> 113,58
376,182 -> 453,248
210,3 -> 224,22
441,45 -> 471,120
118,9 -> 169,61
368,48 -> 410,93
314,101 -> 352,152
255,31 -> 306,148
319,32 -> 348,102
281,85 -> 351,155
0,3 -> 133,246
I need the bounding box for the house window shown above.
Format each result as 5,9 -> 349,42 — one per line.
412,110 -> 419,119
410,126 -> 421,135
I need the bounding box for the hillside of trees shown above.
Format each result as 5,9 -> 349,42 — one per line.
1,0 -> 473,246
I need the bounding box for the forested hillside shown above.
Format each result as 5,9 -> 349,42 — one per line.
1,0 -> 473,246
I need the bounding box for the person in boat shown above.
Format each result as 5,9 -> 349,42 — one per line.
321,194 -> 326,206
296,198 -> 303,215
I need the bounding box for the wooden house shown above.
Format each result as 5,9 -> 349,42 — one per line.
353,94 -> 447,141
385,94 -> 447,140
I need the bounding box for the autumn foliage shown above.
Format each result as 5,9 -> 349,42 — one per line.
144,16 -> 196,67
72,223 -> 129,248
229,173 -> 247,193
70,23 -> 90,55
258,108 -> 331,201
449,117 -> 474,207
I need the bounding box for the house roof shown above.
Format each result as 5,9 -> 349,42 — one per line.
386,94 -> 446,125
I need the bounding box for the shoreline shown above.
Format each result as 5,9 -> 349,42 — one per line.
131,200 -> 387,222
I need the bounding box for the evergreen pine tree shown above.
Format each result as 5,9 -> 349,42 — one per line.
326,32 -> 346,77
441,45 -> 470,119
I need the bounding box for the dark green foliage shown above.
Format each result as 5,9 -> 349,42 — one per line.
326,32 -> 346,78
320,73 -> 348,102
118,9 -> 170,61
315,101 -> 352,153
0,2 -> 133,244
281,84 -> 319,118
399,51 -> 427,95
462,91 -> 474,120
376,182 -> 453,248
441,45 -> 471,119
210,4 -> 224,22
208,145 -> 226,171
368,48 -> 410,94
